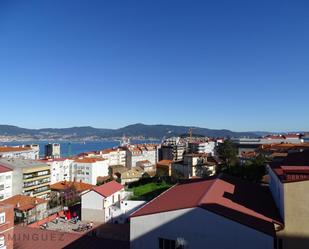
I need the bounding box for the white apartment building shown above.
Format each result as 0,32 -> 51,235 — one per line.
43,158 -> 73,184
125,144 -> 158,168
71,158 -> 109,185
81,180 -> 125,223
0,158 -> 51,199
0,165 -> 13,200
0,146 -> 39,160
188,141 -> 216,156
99,148 -> 126,166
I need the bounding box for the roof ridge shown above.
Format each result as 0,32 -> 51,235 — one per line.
196,178 -> 218,206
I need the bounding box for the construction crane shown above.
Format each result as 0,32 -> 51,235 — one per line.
188,128 -> 196,142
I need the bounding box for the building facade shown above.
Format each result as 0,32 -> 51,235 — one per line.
172,154 -> 217,178
0,203 -> 14,249
45,143 -> 61,159
0,159 -> 51,199
125,144 -> 158,168
1,195 -> 48,225
99,148 -> 126,166
0,165 -> 13,201
81,181 -> 125,223
71,158 -> 109,185
43,158 -> 73,184
0,146 -> 39,160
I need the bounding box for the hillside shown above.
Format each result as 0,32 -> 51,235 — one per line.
0,123 -> 257,139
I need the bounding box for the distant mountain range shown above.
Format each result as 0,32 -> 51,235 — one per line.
0,124 -> 260,140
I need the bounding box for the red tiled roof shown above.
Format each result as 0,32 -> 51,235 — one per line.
74,158 -> 105,163
270,150 -> 309,183
0,146 -> 31,153
1,195 -> 47,211
157,160 -> 173,166
131,174 -> 282,235
50,181 -> 95,192
0,164 -> 12,173
92,181 -> 124,197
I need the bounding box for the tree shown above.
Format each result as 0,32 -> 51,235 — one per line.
195,164 -> 212,178
217,139 -> 238,171
243,154 -> 266,183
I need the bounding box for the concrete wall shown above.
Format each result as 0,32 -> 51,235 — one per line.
277,180 -> 309,249
82,191 -> 104,210
11,168 -> 23,196
81,191 -> 105,222
82,208 -> 105,223
130,207 -> 273,249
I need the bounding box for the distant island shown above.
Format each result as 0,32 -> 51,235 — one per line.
0,123 -> 264,142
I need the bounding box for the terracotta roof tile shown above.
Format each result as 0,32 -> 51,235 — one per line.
1,195 -> 47,211
131,174 -> 282,235
0,164 -> 12,173
50,181 -> 95,192
0,146 -> 31,153
74,158 -> 105,163
92,180 -> 124,197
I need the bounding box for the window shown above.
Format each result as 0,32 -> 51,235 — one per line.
0,185 -> 4,191
159,238 -> 185,249
0,212 -> 5,224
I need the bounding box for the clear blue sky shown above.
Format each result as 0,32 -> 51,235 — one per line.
0,0 -> 308,131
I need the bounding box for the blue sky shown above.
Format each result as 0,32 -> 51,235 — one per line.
0,0 -> 308,131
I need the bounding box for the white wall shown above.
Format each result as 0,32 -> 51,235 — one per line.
0,150 -> 38,160
0,171 -> 13,200
130,207 -> 274,249
72,160 -> 109,185
82,190 -> 104,210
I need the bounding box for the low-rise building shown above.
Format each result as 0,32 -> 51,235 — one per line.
0,146 -> 39,160
71,158 -> 109,185
172,153 -> 217,179
136,160 -> 154,172
1,194 -> 48,225
109,165 -> 144,185
130,174 -> 282,249
232,135 -> 304,156
0,158 -> 51,199
156,160 -> 173,177
50,180 -> 95,207
81,181 -> 125,223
